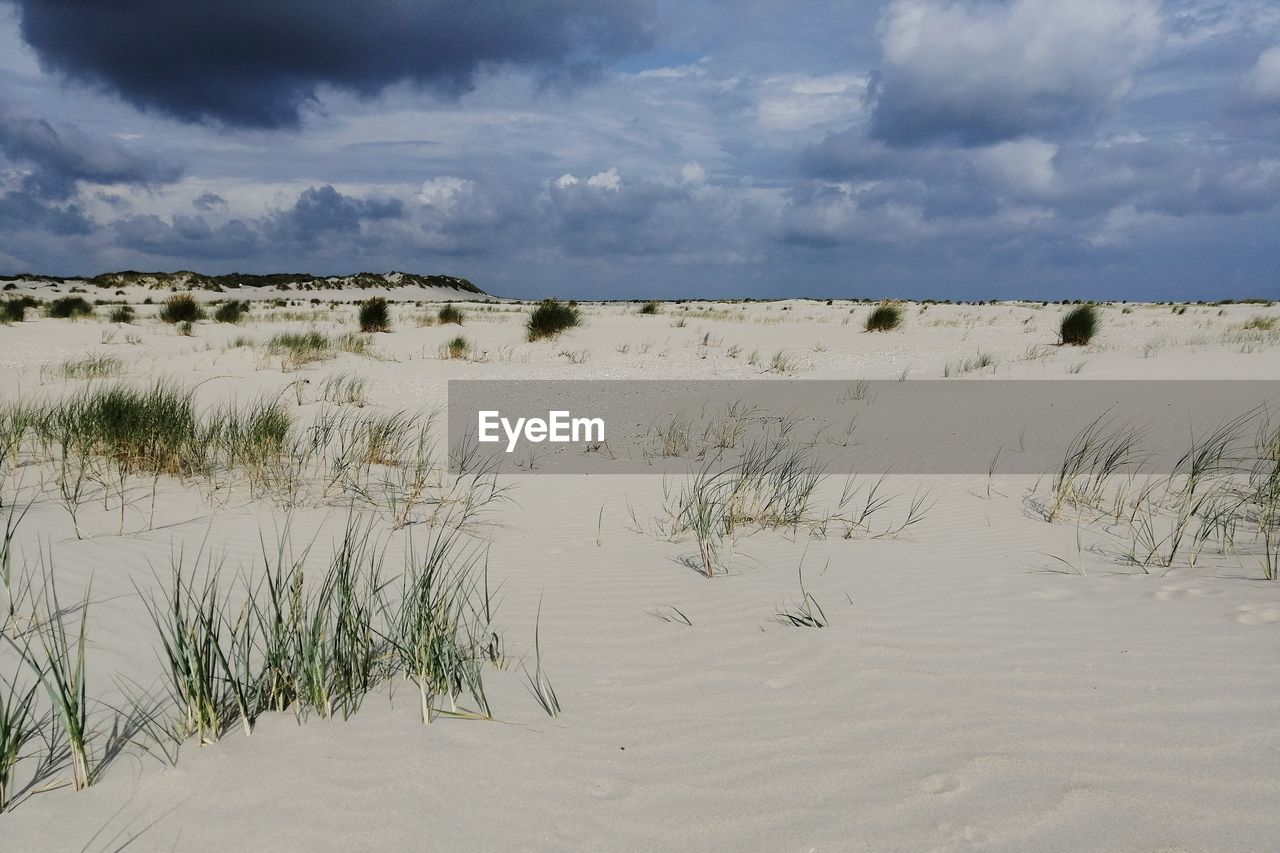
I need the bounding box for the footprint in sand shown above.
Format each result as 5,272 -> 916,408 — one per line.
1236,605 -> 1280,626
764,677 -> 790,689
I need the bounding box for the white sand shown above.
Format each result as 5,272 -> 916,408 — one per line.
1,297 -> 1278,851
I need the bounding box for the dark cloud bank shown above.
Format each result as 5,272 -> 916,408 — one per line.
11,0 -> 656,127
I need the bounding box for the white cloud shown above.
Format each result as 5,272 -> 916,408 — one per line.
874,0 -> 1163,144
680,161 -> 707,185
586,167 -> 622,190
1247,45 -> 1280,103
417,176 -> 472,209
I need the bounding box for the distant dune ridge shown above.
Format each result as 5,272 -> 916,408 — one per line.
0,270 -> 490,297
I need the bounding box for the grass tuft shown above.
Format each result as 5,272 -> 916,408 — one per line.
213,301 -> 250,324
1059,304 -> 1098,346
526,299 -> 580,341
159,294 -> 205,324
45,297 -> 94,320
359,298 -> 390,333
864,301 -> 902,332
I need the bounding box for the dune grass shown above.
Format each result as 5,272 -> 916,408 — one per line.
317,373 -> 368,407
359,298 -> 390,333
158,294 -> 205,324
45,297 -> 94,320
944,351 -> 996,377
1059,304 -> 1098,346
437,304 -> 464,326
213,301 -> 250,324
526,299 -> 580,341
441,335 -> 470,360
107,305 -> 136,324
55,354 -> 124,381
267,330 -> 334,368
1040,408 -> 1280,579
864,302 -> 902,332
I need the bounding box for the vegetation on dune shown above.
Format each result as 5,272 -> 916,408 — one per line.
442,335 -> 470,360
1059,304 -> 1098,346
158,294 -> 205,324
0,301 -> 27,324
45,296 -> 94,319
108,304 -> 136,324
213,300 -> 251,324
359,297 -> 390,333
437,304 -> 464,325
526,299 -> 580,341
864,302 -> 902,332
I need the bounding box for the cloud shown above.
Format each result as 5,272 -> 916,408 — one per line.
1245,44 -> 1280,106
0,101 -> 181,198
870,0 -> 1162,146
112,214 -> 260,259
11,0 -> 656,128
266,185 -> 404,244
192,191 -> 226,211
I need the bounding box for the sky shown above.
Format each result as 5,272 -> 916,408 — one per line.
1,0 -> 1279,301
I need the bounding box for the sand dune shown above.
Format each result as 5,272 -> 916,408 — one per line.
1,296 -> 1278,851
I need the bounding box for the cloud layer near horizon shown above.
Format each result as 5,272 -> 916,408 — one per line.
1,0 -> 1278,299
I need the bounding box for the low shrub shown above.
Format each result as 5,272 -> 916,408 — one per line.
159,294 -> 205,324
108,305 -> 136,324
864,302 -> 901,332
359,298 -> 390,333
1060,304 -> 1098,346
1,300 -> 26,323
437,304 -> 464,325
45,296 -> 94,319
442,335 -> 470,359
526,299 -> 580,341
213,301 -> 250,324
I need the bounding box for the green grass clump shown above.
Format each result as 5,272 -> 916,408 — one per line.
267,331 -> 334,368
864,302 -> 902,332
1,300 -> 28,323
213,301 -> 250,324
58,354 -> 124,380
159,294 -> 205,324
442,336 -> 470,360
1060,304 -> 1098,346
359,298 -> 390,333
107,305 -> 135,324
45,296 -> 94,319
638,301 -> 659,315
0,657 -> 41,811
526,299 -> 580,341
437,304 -> 464,325
336,332 -> 372,356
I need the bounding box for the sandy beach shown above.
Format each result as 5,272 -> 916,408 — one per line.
1,289 -> 1278,851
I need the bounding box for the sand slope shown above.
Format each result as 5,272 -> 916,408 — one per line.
1,298 -> 1278,851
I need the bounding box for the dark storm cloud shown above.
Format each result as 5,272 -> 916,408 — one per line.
192,191 -> 227,211
112,214 -> 260,258
10,0 -> 656,128
0,102 -> 181,198
267,185 -> 404,244
0,188 -> 92,235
